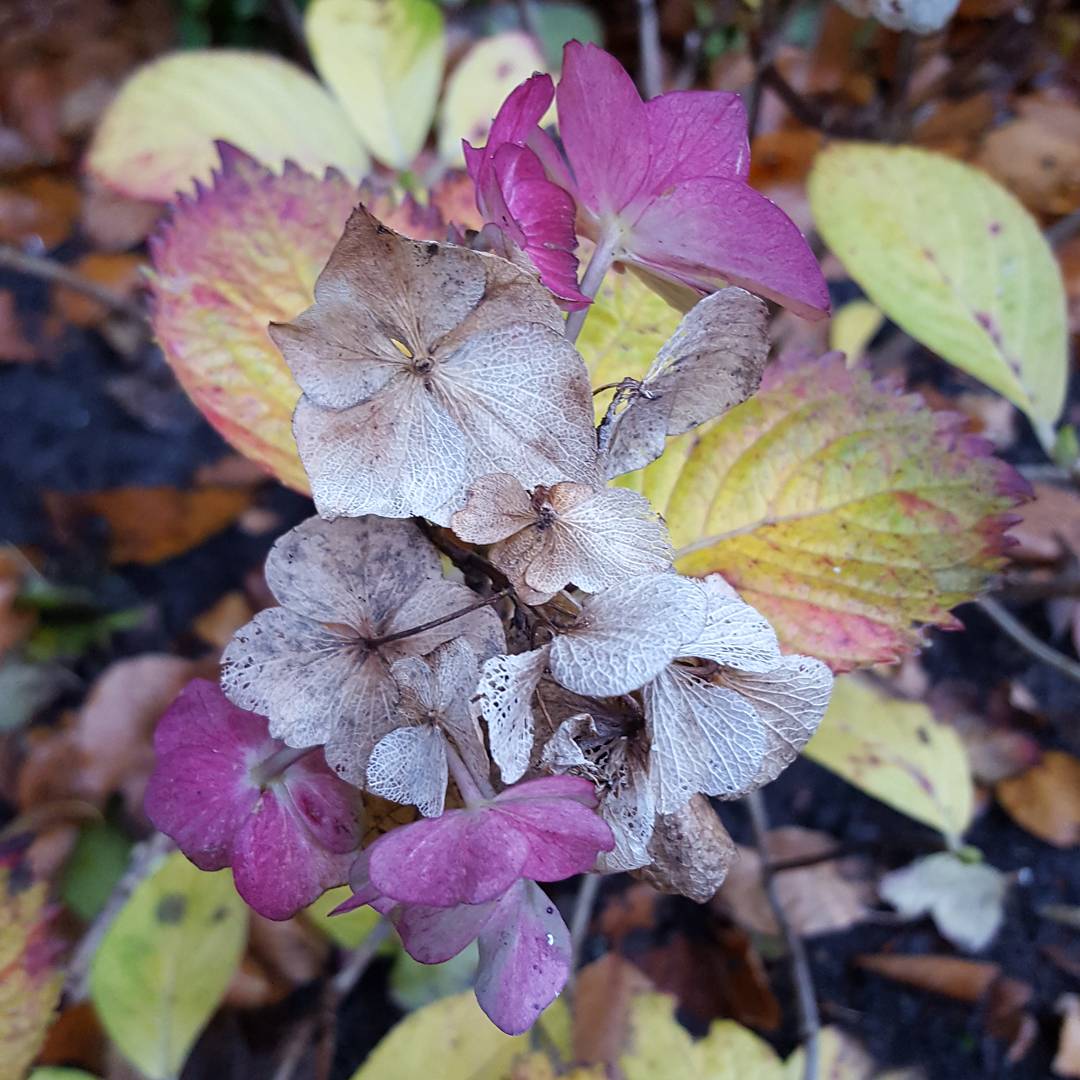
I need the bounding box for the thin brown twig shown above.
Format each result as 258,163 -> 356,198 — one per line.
0,245 -> 146,323
977,596 -> 1080,685
564,872 -> 601,1000
746,791 -> 819,1080
366,587 -> 511,648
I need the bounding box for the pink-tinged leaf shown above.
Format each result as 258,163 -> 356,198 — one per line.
623,352 -> 1030,672
474,881 -> 570,1035
627,177 -> 830,321
86,50 -> 370,202
149,146 -> 446,491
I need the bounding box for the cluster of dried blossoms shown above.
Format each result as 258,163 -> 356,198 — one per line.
145,41 -> 834,1034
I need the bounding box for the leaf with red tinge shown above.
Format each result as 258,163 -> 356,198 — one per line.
0,843 -> 65,1078
148,144 -> 447,491
622,352 -> 1029,671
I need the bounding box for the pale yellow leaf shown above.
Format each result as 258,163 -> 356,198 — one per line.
87,50 -> 369,202
810,143 -> 1067,442
438,32 -> 547,166
306,0 -> 445,169
805,675 -> 975,840
829,299 -> 884,366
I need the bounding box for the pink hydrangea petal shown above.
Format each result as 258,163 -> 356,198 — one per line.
556,41 -> 651,217
491,798 -> 614,881
153,678 -> 267,757
345,851 -> 397,914
145,744 -> 258,871
393,899 -> 498,964
627,177 -> 830,320
493,145 -> 588,309
366,811 -> 530,906
474,880 -> 570,1035
493,775 -> 599,808
486,72 -> 554,151
232,790 -> 352,920
640,90 -> 749,191
283,759 -> 364,855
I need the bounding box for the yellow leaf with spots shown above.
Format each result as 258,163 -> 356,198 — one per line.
804,675 -> 975,840
810,143 -> 1067,444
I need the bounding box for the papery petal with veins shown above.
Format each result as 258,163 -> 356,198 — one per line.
453,474 -> 673,603
271,207 -> 599,523
547,573 -> 707,697
474,647 -> 551,784
602,288 -> 770,479
148,144 -> 449,491
644,665 -> 767,814
221,515 -> 504,783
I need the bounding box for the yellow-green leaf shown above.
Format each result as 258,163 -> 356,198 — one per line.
306,0 -> 445,169
805,675 -> 975,840
89,852 -> 247,1080
829,300 -> 883,366
303,886 -> 382,949
29,1071 -> 100,1080
810,143 -> 1067,441
86,50 -> 369,202
349,991 -> 547,1079
438,32 -> 547,166
0,859 -> 64,1079
619,352 -> 1027,671
575,269 -> 681,422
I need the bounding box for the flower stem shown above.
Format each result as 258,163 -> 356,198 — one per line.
564,228 -> 621,344
366,588 -> 510,649
251,745 -> 317,788
445,743 -> 491,805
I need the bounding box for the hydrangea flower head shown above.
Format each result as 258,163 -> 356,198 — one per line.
467,42 -> 829,320
338,775 -> 613,1033
145,679 -> 363,921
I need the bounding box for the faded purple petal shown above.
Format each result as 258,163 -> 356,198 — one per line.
641,90 -> 749,190
492,794 -> 615,881
492,144 -> 588,309
153,678 -> 266,757
145,744 -> 258,872
283,759 -> 364,855
365,811 -> 530,906
628,177 -> 830,320
232,788 -> 354,920
556,41 -> 651,217
493,774 -> 600,807
393,899 -> 498,964
474,881 -> 570,1035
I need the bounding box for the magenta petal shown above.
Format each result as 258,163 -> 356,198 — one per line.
492,798 -> 614,881
284,760 -> 363,855
628,177 -> 830,320
493,775 -> 599,808
394,899 -> 497,964
232,790 -> 351,920
474,881 -> 570,1035
493,145 -> 588,309
641,90 -> 749,190
557,41 -> 650,216
487,72 -> 554,150
153,679 -> 266,757
366,811 -> 529,906
145,745 -> 258,871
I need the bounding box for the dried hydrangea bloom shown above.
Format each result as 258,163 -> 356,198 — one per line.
337,775 -> 614,1033
451,473 -> 673,604
269,206 -> 599,524
599,288 -> 770,479
221,515 -> 504,784
477,572 -> 832,827
144,679 -> 362,920
366,639 -> 489,818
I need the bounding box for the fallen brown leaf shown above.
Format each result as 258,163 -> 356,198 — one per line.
0,172 -> 80,249
855,953 -> 1001,1001
573,953 -> 654,1067
996,751 -> 1080,847
79,176 -> 161,252
45,485 -> 256,565
0,290 -> 35,363
715,827 -> 872,938
596,883 -> 661,944
53,252 -> 145,328
1010,484 -> 1080,563
193,591 -> 255,650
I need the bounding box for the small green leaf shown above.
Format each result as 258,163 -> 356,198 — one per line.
810,143 -> 1067,443
306,0 -> 446,169
89,852 -> 247,1080
389,943 -> 478,1011
805,676 -> 975,841
62,821 -> 133,921
29,1070 -> 101,1080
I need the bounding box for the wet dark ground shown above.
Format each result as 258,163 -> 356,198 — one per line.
2,267 -> 1079,1080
